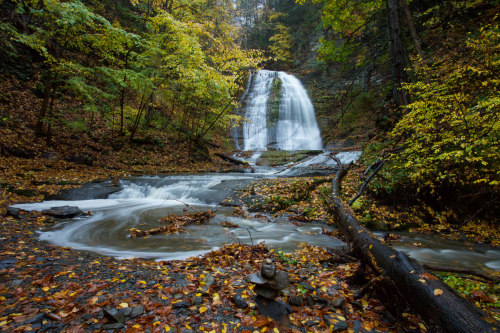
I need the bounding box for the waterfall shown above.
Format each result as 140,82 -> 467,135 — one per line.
241,70 -> 322,151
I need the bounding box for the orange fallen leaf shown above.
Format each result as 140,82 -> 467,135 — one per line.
434,289 -> 443,296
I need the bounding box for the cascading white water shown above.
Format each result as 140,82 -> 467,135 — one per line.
243,70 -> 274,151
242,70 -> 322,151
275,72 -> 322,150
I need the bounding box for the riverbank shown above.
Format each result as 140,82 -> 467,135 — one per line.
1,207 -> 426,332
1,156 -> 499,331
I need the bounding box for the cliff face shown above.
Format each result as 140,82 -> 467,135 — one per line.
286,29 -> 384,149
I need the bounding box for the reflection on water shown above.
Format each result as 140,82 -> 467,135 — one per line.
13,173 -> 500,272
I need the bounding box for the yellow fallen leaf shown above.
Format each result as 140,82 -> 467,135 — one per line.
0,321 -> 8,327
213,293 -> 222,306
42,287 -> 50,292
434,289 -> 443,296
165,326 -> 171,332
119,303 -> 129,308
199,306 -> 207,313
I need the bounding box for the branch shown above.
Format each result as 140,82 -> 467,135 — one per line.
423,264 -> 499,284
349,160 -> 386,206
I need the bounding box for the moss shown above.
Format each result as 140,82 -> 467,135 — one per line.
257,150 -> 322,167
266,76 -> 282,128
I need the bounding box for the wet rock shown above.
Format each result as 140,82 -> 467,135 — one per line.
248,271 -> 290,299
0,257 -> 17,269
130,305 -> 144,318
261,259 -> 276,279
6,207 -> 20,217
204,274 -> 215,287
172,301 -> 190,309
327,286 -> 341,296
10,279 -> 23,287
308,295 -> 330,308
331,297 -> 346,308
254,284 -> 280,300
45,180 -> 123,201
288,295 -> 303,306
103,323 -> 124,330
42,206 -> 85,218
255,296 -> 293,322
103,309 -> 125,323
192,296 -> 203,305
324,314 -> 348,331
306,318 -> 321,327
233,294 -> 248,309
118,307 -> 132,317
23,313 -> 45,324
231,279 -> 245,287
353,320 -> 362,333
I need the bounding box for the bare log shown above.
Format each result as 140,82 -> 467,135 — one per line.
329,161 -> 499,332
214,153 -> 250,166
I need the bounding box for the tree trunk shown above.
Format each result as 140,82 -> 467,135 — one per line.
386,0 -> 409,106
36,72 -> 53,135
120,86 -> 125,135
401,0 -> 424,60
329,161 -> 498,332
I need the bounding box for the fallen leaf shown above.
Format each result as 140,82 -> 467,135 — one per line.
434,289 -> 443,296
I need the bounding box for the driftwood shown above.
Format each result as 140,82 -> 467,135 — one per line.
329,159 -> 499,332
129,210 -> 214,238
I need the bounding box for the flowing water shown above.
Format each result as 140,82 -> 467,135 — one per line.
13,173 -> 343,260
12,169 -> 500,271
241,70 -> 322,151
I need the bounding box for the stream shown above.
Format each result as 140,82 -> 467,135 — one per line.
12,156 -> 500,272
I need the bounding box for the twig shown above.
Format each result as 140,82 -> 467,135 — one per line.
247,228 -> 254,259
457,196 -> 497,228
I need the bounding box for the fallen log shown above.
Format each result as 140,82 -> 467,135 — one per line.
329,159 -> 499,332
422,264 -> 499,283
214,153 -> 250,166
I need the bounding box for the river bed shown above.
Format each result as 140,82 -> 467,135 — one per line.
13,164 -> 500,273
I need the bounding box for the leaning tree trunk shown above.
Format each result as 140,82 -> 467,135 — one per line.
386,0 -> 409,106
329,162 -> 498,332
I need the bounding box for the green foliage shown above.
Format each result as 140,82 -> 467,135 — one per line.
269,13 -> 293,64
277,249 -> 298,265
304,0 -> 384,65
3,0 -> 262,143
388,20 -> 499,192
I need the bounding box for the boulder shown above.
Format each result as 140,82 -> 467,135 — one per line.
42,206 -> 85,218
